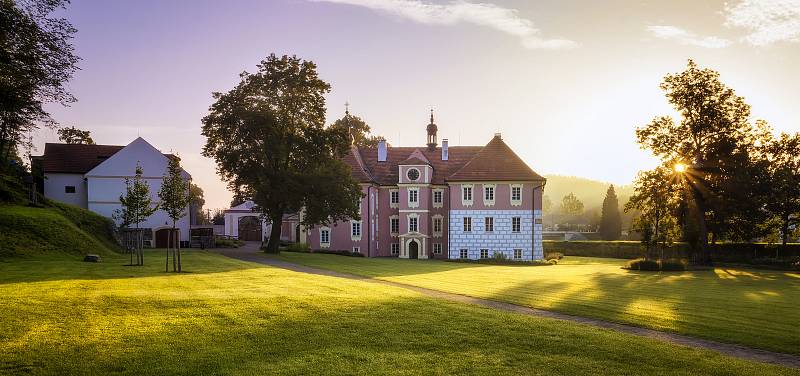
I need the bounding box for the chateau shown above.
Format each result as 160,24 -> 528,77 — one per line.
308,114 -> 546,260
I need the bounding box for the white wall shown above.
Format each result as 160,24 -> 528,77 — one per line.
44,173 -> 87,208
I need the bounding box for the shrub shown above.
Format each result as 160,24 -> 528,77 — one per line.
749,256 -> 800,271
659,259 -> 688,271
216,238 -> 243,248
284,242 -> 310,253
624,258 -> 660,271
545,252 -> 563,260
492,252 -> 508,261
312,249 -> 364,257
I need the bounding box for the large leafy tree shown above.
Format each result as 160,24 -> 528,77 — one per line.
763,132 -> 800,249
158,157 -> 191,272
57,126 -> 94,144
329,111 -> 384,148
115,165 -> 158,265
560,193 -> 584,216
625,166 -> 681,259
0,0 -> 80,165
189,182 -> 205,224
599,185 -> 622,240
635,60 -> 764,263
202,54 -> 362,253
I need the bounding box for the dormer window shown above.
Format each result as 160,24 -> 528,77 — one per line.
407,168 -> 420,181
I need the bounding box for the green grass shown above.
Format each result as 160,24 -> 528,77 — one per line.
278,253 -> 800,355
0,203 -> 120,259
1,251 -> 796,375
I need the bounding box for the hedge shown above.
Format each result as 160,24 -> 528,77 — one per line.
544,240 -> 800,263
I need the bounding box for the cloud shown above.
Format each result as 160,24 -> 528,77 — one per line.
314,0 -> 578,49
647,25 -> 732,48
724,0 -> 800,46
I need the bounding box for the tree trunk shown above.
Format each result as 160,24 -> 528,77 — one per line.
780,216 -> 790,259
177,235 -> 182,273
165,237 -> 169,272
693,195 -> 711,265
264,211 -> 284,253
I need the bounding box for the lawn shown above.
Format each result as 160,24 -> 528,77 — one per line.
278,253 -> 800,355
1,251 -> 796,375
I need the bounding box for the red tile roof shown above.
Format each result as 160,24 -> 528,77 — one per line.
448,135 -> 544,182
350,135 -> 543,185
39,143 -> 177,174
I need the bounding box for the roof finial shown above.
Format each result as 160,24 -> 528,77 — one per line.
430,108 -> 434,124
345,101 -> 350,116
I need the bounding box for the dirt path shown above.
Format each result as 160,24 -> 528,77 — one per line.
216,243 -> 800,369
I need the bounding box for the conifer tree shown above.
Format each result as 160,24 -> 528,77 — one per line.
599,185 -> 622,240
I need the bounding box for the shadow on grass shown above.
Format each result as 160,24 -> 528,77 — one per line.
0,250 -> 265,285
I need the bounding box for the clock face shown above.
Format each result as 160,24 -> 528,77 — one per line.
407,168 -> 420,181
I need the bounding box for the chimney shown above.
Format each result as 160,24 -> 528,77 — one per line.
441,139 -> 449,161
377,139 -> 387,162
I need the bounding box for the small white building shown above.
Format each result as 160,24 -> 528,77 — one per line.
223,200 -> 303,243
35,137 -> 193,247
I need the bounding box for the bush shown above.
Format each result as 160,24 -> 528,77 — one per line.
624,258 -> 660,271
545,252 -> 563,260
624,258 -> 687,271
492,252 -> 508,261
284,242 -> 310,253
659,259 -> 688,271
749,256 -> 800,271
216,238 -> 244,248
312,249 -> 365,257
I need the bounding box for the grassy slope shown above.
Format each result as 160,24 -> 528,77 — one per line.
0,203 -> 120,259
0,251 -> 796,375
278,253 -> 800,355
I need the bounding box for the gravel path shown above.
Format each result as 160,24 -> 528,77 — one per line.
216,243 -> 800,369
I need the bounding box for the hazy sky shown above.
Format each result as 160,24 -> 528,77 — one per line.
35,0 -> 800,209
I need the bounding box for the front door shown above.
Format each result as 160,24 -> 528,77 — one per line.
238,216 -> 262,241
408,240 -> 418,259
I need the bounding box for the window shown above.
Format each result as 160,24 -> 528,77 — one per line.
460,249 -> 468,259
462,185 -> 473,206
514,249 -> 522,259
463,217 -> 472,232
390,217 -> 399,234
511,186 -> 521,201
353,247 -> 360,254
433,190 -> 443,205
409,216 -> 418,232
351,221 -> 361,238
408,188 -> 419,208
480,249 -> 489,259
433,243 -> 442,254
433,216 -> 443,236
391,243 -> 400,255
483,184 -> 495,206
407,168 -> 420,181
512,217 -> 521,233
64,186 -> 76,193
390,190 -> 399,207
320,228 -> 330,244
484,217 -> 494,232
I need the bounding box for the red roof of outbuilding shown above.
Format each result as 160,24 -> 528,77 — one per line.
39,143 -> 178,174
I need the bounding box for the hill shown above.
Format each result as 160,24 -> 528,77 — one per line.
0,175 -> 120,259
543,175 -> 634,212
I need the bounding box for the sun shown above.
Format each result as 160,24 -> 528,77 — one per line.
674,163 -> 687,173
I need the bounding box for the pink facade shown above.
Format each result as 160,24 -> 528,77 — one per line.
308,117 -> 545,260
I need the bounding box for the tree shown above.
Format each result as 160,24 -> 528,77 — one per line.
625,166 -> 681,259
57,126 -> 94,144
211,209 -> 225,225
599,185 -> 622,240
189,183 -> 205,224
158,157 -> 191,272
0,0 -> 80,165
329,111 -> 384,148
763,132 -> 800,250
635,60 -> 765,263
542,195 -> 552,213
202,54 -> 362,253
560,193 -> 584,216
116,165 -> 158,265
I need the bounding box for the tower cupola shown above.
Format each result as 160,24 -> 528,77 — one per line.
426,109 -> 438,151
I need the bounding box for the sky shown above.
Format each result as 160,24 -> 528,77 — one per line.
35,0 -> 800,210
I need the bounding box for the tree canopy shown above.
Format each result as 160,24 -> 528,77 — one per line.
560,193 -> 584,216
158,157 -> 190,272
57,126 -> 94,144
329,111 -> 385,148
0,0 -> 80,164
202,54 -> 362,252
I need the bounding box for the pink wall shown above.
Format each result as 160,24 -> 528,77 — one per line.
449,182 -> 542,211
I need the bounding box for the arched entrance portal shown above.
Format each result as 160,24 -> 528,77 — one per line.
408,240 -> 419,259
238,216 -> 262,241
